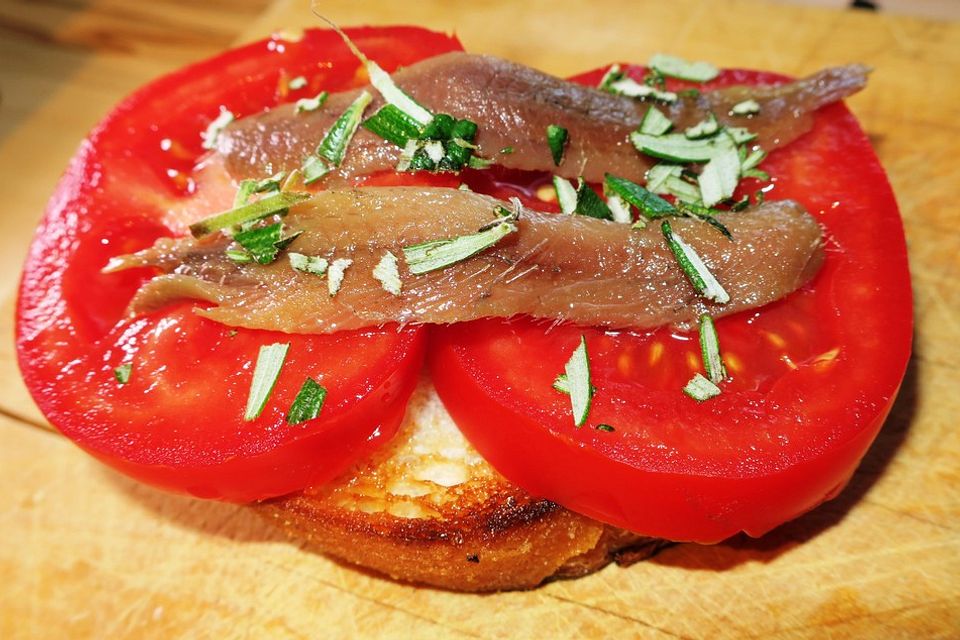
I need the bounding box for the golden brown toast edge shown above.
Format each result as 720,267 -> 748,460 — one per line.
252,376 -> 666,591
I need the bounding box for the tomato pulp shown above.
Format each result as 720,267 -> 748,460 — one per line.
431,68 -> 912,543
16,28 -> 462,501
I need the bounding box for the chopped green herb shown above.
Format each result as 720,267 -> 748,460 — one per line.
740,147 -> 767,172
286,377 -> 327,425
698,138 -> 740,207
404,220 -> 517,275
683,372 -> 721,402
225,248 -> 254,263
289,252 -> 329,276
546,124 -> 569,166
678,88 -> 702,99
730,195 -> 751,212
730,99 -> 761,116
645,164 -> 702,203
304,90 -> 372,181
725,126 -> 758,145
698,314 -> 726,384
562,336 -> 593,428
500,146 -> 515,154
201,107 -> 234,150
396,139 -> 420,172
684,112 -> 720,139
233,223 -> 300,265
643,67 -> 667,89
373,251 -> 402,296
638,106 -> 673,136
630,132 -> 731,163
743,168 -> 770,181
605,76 -> 677,103
189,191 -> 311,238
327,258 -> 352,297
365,60 -> 432,125
606,193 -> 633,224
598,64 -> 623,90
326,23 -> 433,126
676,201 -> 733,239
574,180 -> 613,220
649,53 -> 719,83
755,189 -> 767,205
244,343 -> 290,421
553,176 -> 578,214
113,363 -> 132,384
362,103 -> 422,146
605,174 -> 676,219
233,180 -> 257,208
596,424 -> 616,433
467,155 -> 494,169
288,75 -> 308,90
295,91 -> 328,114
661,220 -> 730,304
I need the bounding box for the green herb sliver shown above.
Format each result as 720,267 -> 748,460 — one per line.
697,137 -> 740,207
244,343 -> 290,421
574,180 -> 613,220
546,124 -> 569,166
605,174 -> 675,219
562,336 -> 593,428
698,314 -> 727,384
596,424 -> 616,433
189,191 -> 310,238
661,220 -> 730,304
604,76 -> 677,103
683,373 -> 721,402
638,106 -> 673,136
286,377 -> 327,425
630,132 -> 729,163
404,220 -> 518,275
233,223 -> 300,265
553,176 -> 578,214
648,53 -> 719,83
362,103 -> 423,146
730,99 -> 761,116
303,90 -> 372,183
289,252 -> 329,276
646,164 -> 702,203
606,193 -> 633,224
114,363 -> 132,385
684,112 -> 720,139
295,91 -> 328,114
327,258 -> 353,297
373,251 -> 402,296
201,107 -> 234,150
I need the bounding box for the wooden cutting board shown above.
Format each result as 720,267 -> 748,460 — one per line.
1,1 -> 958,637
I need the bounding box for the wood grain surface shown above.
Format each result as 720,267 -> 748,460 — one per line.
2,0 -> 959,638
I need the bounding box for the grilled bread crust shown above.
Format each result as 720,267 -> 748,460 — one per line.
253,376 -> 667,591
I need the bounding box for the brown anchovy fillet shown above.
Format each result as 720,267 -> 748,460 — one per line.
216,52 -> 869,185
109,187 -> 823,334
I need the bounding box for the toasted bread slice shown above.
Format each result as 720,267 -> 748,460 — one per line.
254,375 -> 666,591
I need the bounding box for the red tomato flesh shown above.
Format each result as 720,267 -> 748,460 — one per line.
16,28 -> 461,501
431,67 -> 912,543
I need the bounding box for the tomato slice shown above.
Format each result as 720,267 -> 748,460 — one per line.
431,68 -> 912,543
16,28 -> 461,501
